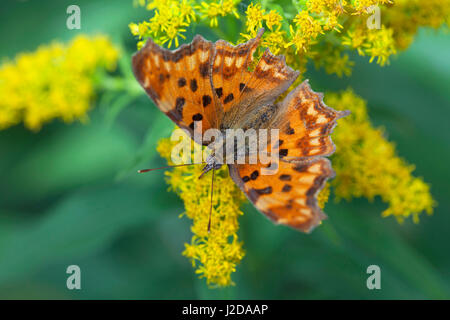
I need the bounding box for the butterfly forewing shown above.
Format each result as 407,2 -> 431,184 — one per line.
210,29 -> 299,129
132,35 -> 219,141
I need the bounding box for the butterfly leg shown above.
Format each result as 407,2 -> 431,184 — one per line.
199,153 -> 223,179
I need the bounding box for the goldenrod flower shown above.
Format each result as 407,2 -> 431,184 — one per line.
244,2 -> 265,35
382,0 -> 450,50
351,0 -> 392,15
324,89 -> 435,222
364,27 -> 397,65
0,35 -> 118,131
220,0 -> 240,19
261,29 -> 287,55
313,46 -> 354,77
180,0 -> 197,23
293,11 -> 323,39
157,131 -> 246,287
341,27 -> 367,56
131,0 -> 241,47
263,10 -> 282,31
198,2 -> 223,27
131,0 -> 193,48
317,183 -> 330,209
197,0 -> 239,28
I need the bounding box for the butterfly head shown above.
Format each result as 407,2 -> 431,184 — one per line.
199,154 -> 223,179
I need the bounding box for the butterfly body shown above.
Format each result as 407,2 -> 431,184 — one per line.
199,154 -> 223,179
132,29 -> 348,233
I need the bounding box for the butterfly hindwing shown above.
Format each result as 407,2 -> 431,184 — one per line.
229,158 -> 334,232
269,80 -> 349,160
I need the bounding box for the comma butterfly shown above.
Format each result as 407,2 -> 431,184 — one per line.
132,28 -> 349,233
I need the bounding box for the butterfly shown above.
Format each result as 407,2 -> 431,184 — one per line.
132,28 -> 348,233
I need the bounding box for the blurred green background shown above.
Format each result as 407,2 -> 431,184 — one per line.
0,0 -> 449,299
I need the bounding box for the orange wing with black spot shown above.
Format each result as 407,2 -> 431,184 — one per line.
132,35 -> 220,143
229,158 -> 334,232
211,29 -> 299,128
269,80 -> 349,160
227,80 -> 348,232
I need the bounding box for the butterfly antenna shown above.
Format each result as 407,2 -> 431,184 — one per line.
207,166 -> 215,233
138,162 -> 204,173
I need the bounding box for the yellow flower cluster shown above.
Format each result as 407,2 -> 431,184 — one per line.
341,0 -> 449,66
0,35 -> 118,131
239,0 -> 398,76
382,0 -> 450,50
323,89 -> 435,222
157,131 -> 246,287
198,0 -> 240,27
130,0 -> 240,49
241,4 -> 287,55
131,0 -> 448,75
341,26 -> 397,66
